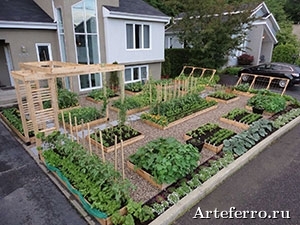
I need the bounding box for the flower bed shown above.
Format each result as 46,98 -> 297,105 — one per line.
206,91 -> 239,104
141,94 -> 218,129
128,137 -> 200,189
185,123 -> 236,153
88,124 -> 144,153
220,108 -> 262,130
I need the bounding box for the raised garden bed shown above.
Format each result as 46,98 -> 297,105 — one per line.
141,94 -> 218,130
220,108 -> 262,130
0,107 -> 35,144
59,106 -> 107,132
88,124 -> 144,153
86,88 -> 119,104
128,137 -> 200,190
110,95 -> 151,115
206,91 -> 239,104
125,81 -> 144,95
39,132 -> 135,225
184,123 -> 236,153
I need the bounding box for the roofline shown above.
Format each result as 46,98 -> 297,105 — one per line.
103,7 -> 170,23
252,21 -> 278,44
0,21 -> 57,30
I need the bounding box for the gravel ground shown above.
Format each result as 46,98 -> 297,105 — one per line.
77,89 -> 251,203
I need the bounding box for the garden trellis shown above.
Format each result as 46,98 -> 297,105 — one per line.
11,61 -> 125,145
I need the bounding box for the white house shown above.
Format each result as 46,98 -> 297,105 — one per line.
0,0 -> 170,93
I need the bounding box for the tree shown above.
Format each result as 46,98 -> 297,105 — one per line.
284,0 -> 300,24
162,0 -> 261,68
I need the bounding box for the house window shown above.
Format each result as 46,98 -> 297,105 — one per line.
126,24 -> 150,49
124,65 -> 148,83
72,0 -> 101,91
36,43 -> 52,61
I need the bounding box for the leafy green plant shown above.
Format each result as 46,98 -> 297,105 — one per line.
125,81 -> 144,92
1,107 -> 34,137
223,119 -> 274,156
273,108 -> 300,129
222,108 -> 262,125
87,87 -> 117,101
247,92 -> 286,113
208,91 -> 237,100
129,137 -> 200,184
58,106 -> 103,125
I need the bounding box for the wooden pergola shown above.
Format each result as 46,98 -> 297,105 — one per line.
11,61 -> 125,144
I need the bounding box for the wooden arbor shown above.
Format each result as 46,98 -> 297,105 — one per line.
11,61 -> 125,144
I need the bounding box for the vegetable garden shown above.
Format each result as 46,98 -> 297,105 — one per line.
1,61 -> 300,225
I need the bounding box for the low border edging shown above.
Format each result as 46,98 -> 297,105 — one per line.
149,115 -> 300,225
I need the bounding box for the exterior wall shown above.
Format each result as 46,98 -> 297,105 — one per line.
103,17 -> 166,64
0,29 -> 60,70
148,63 -> 162,80
165,33 -> 183,49
245,25 -> 264,65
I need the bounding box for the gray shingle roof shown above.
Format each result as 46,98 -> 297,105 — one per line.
104,0 -> 168,17
0,0 -> 53,23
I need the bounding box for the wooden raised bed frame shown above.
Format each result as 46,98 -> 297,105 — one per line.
86,95 -> 120,104
126,160 -> 169,190
219,117 -> 250,130
142,104 -> 218,130
184,134 -> 223,153
109,105 -> 150,115
88,132 -> 145,153
232,90 -> 255,97
205,96 -> 240,104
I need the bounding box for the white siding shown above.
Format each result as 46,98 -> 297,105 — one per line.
104,17 -> 165,64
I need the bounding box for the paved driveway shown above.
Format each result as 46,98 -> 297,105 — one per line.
0,121 -> 89,225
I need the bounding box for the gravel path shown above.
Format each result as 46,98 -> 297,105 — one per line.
78,90 -> 250,203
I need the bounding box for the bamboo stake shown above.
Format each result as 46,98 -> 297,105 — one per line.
87,123 -> 92,155
69,112 -> 73,141
149,83 -> 152,103
121,140 -> 125,179
100,131 -> 105,162
114,135 -> 118,170
81,119 -> 84,147
74,117 -> 79,143
61,111 -> 66,136
164,84 -> 167,101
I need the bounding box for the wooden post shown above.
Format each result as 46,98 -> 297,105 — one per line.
121,140 -> 125,179
114,135 -> 118,170
100,131 -> 105,162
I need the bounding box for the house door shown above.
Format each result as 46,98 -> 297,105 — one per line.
0,41 -> 13,87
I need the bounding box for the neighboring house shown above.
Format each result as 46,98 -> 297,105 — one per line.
165,2 -> 280,67
0,0 -> 170,94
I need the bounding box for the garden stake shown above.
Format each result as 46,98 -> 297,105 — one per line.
61,111 -> 66,136
68,112 -> 73,141
100,131 -> 105,162
114,135 -> 118,170
121,140 -> 125,179
81,119 -> 85,147
74,116 -> 79,143
87,123 -> 92,155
